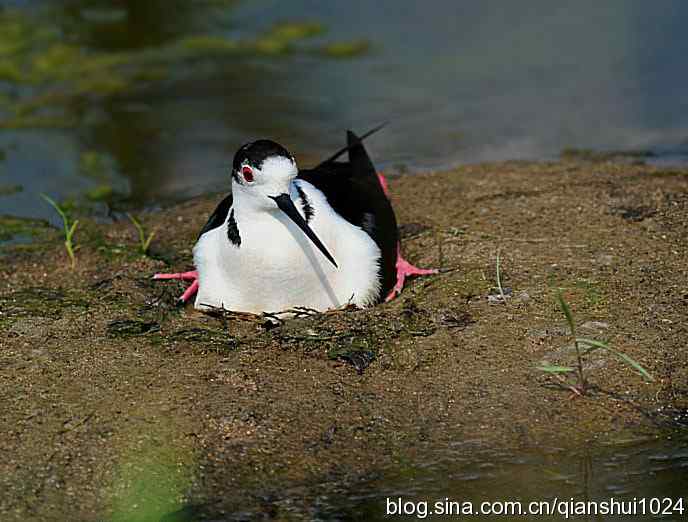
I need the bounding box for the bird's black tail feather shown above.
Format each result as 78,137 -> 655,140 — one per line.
345,129 -> 378,182
317,122 -> 387,167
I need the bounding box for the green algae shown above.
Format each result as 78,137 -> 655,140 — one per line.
167,327 -> 236,349
0,286 -> 90,320
179,35 -> 239,54
244,21 -> 325,55
0,114 -> 77,129
269,21 -> 324,41
0,184 -> 22,196
86,184 -> 114,201
0,62 -> 23,82
0,214 -> 52,242
77,151 -> 127,203
0,9 -> 368,130
80,150 -> 116,181
318,40 -> 371,58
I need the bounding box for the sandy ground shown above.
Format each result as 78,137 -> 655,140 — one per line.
1,158 -> 687,521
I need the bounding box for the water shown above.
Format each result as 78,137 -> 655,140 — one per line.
1,0 -> 688,225
164,435 -> 687,521
318,437 -> 688,521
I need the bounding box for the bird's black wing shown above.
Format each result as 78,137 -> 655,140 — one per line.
197,193 -> 233,240
298,131 -> 398,301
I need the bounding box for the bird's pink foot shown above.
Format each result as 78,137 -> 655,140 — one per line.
377,173 -> 438,302
153,270 -> 199,303
385,248 -> 439,302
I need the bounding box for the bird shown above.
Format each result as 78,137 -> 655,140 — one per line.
153,127 -> 437,313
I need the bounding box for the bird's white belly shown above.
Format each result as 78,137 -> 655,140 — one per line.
192,196 -> 381,313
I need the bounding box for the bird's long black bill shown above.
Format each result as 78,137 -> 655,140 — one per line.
269,194 -> 338,268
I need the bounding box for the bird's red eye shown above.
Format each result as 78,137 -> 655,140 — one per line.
241,165 -> 254,182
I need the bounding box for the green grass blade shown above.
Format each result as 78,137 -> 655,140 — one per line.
580,346 -> 600,356
556,291 -> 576,337
605,348 -> 654,382
40,193 -> 61,215
577,337 -> 608,355
143,231 -> 156,253
68,219 -> 78,239
577,337 -> 654,381
127,213 -> 153,254
41,193 -> 78,268
40,193 -> 69,236
126,213 -> 139,227
577,338 -> 609,349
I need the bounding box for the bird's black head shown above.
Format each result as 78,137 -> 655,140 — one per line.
232,140 -> 294,184
229,139 -> 338,269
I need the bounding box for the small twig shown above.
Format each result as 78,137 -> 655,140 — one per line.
550,373 -> 584,397
202,301 -> 358,327
201,304 -> 263,322
323,303 -> 358,315
281,333 -> 350,342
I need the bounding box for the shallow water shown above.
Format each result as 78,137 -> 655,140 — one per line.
167,435 -> 687,521
1,0 -> 688,224
318,436 -> 688,521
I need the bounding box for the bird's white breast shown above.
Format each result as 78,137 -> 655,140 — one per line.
192,180 -> 381,313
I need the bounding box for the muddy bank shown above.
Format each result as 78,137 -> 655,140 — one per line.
1,159 -> 687,520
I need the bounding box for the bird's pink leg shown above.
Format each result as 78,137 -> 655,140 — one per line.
179,279 -> 199,303
153,270 -> 198,281
385,246 -> 439,302
152,270 -> 199,303
377,172 -> 439,302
